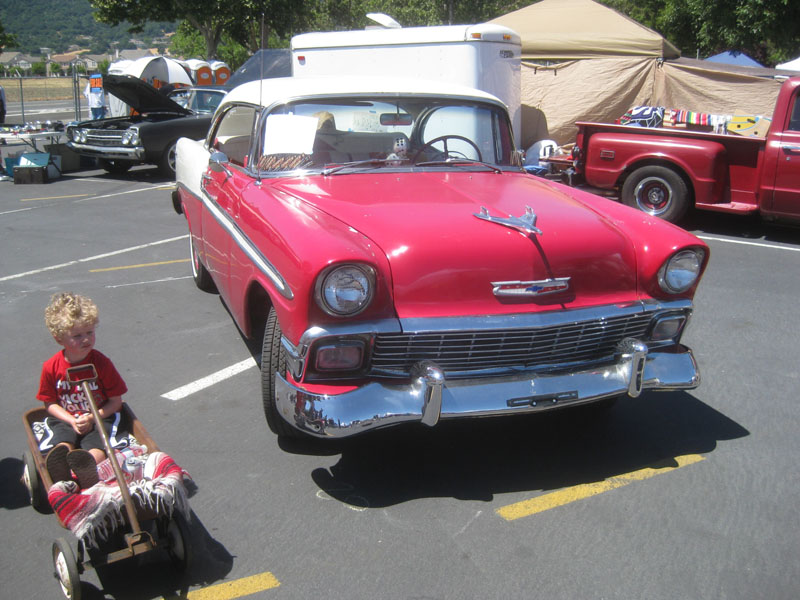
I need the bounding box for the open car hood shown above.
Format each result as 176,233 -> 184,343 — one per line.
102,74 -> 192,115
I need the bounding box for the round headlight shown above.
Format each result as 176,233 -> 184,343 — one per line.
78,129 -> 88,143
659,249 -> 705,293
317,265 -> 375,316
122,128 -> 140,146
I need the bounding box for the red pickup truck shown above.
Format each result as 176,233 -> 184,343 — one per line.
565,76 -> 800,224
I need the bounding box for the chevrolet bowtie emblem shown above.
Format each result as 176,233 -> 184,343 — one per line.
492,278 -> 571,297
474,205 -> 543,236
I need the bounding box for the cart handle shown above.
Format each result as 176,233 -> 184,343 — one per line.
67,364 -> 144,536
65,364 -> 98,385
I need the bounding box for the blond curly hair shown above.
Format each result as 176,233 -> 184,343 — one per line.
45,292 -> 99,341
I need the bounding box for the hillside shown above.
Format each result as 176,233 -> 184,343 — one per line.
0,0 -> 177,55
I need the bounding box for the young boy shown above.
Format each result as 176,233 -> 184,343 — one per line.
37,292 -> 128,489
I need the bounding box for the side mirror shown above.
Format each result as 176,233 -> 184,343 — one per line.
209,151 -> 233,178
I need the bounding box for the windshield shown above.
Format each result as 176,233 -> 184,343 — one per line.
253,96 -> 517,173
169,89 -> 225,114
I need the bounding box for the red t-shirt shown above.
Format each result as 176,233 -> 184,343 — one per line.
37,349 -> 128,416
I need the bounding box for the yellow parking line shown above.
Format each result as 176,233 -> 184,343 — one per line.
20,194 -> 90,202
163,572 -> 281,600
90,259 -> 189,272
496,454 -> 705,521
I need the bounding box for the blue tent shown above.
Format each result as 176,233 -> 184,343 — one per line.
705,51 -> 763,68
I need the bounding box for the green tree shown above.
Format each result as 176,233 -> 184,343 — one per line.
31,61 -> 46,75
602,0 -> 800,66
0,18 -> 19,49
90,0 -> 311,59
307,0 -> 528,31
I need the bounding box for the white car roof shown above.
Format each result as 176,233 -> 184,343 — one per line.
219,76 -> 507,111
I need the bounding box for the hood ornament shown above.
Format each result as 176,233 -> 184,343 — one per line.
474,205 -> 543,236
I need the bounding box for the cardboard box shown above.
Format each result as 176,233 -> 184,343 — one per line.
13,165 -> 48,184
44,143 -> 81,173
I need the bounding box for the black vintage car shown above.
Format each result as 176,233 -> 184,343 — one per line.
66,74 -> 227,177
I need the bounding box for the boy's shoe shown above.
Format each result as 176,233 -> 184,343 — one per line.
67,449 -> 99,489
46,444 -> 72,483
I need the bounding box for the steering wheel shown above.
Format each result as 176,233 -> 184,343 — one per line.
412,135 -> 482,163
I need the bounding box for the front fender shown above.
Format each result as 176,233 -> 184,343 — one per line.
233,182 -> 396,344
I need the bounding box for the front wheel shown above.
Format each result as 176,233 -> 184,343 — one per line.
158,140 -> 179,177
53,538 -> 82,600
621,166 -> 689,223
189,236 -> 216,292
261,307 -> 300,437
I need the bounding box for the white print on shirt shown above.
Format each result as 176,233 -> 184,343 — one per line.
55,377 -> 105,415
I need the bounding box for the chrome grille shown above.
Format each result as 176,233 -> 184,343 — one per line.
84,129 -> 124,146
370,312 -> 652,376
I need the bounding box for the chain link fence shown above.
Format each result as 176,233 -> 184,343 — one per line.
2,73 -> 85,121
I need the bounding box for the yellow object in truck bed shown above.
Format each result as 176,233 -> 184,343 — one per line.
727,115 -> 771,137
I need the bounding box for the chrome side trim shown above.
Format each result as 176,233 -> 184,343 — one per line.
199,186 -> 293,299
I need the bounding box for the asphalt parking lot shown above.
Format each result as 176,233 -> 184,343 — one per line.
1,162 -> 799,600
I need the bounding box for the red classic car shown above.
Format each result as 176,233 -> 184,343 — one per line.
173,77 -> 709,439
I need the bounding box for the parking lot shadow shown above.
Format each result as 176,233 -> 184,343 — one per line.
308,392 -> 749,508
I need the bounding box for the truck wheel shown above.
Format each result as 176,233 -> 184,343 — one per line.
98,159 -> 132,174
622,166 -> 689,223
158,140 -> 179,177
189,236 -> 216,292
261,307 -> 301,437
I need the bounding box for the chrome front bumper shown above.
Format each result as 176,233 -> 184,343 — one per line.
66,142 -> 145,161
275,338 -> 699,438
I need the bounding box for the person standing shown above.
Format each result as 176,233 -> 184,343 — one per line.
83,73 -> 106,120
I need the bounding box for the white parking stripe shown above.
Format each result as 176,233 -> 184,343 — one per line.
0,235 -> 188,282
161,358 -> 258,401
698,235 -> 800,253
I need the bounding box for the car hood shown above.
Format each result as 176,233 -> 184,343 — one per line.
275,171 -> 640,318
102,74 -> 192,115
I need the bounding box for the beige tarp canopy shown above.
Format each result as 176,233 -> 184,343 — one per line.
490,0 -> 784,148
491,0 -> 679,60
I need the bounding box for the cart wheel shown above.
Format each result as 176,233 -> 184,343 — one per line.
166,512 -> 193,572
53,537 -> 82,600
22,450 -> 48,513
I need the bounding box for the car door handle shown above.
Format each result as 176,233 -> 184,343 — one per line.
782,145 -> 800,154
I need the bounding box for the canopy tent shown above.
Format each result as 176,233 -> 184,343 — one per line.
119,56 -> 193,88
490,0 -> 679,60
706,51 -> 763,68
226,49 -> 291,88
106,56 -> 193,117
777,56 -> 800,71
489,0 -> 783,148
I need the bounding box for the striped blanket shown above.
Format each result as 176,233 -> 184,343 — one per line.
47,451 -> 191,547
